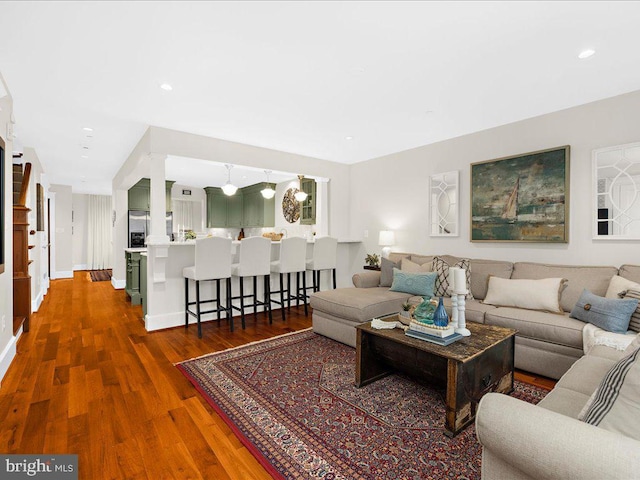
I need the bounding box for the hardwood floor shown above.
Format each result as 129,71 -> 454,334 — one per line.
0,272 -> 555,479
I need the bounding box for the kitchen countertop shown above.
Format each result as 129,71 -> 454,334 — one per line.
125,248 -> 147,253
168,238 -> 362,245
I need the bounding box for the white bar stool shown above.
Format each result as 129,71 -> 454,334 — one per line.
183,236 -> 233,338
306,236 -> 338,292
270,236 -> 308,320
231,236 -> 273,329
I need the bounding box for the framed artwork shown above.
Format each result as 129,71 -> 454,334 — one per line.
0,136 -> 4,274
471,146 -> 570,243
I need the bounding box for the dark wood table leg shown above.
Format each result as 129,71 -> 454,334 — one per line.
355,329 -> 392,387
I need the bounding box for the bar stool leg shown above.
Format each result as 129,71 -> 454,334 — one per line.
279,273 -> 286,321
216,280 -> 221,321
184,278 -> 189,329
264,275 -> 273,324
196,280 -> 202,339
296,272 -> 300,307
312,270 -> 317,293
239,277 -> 246,329
253,275 -> 258,319
332,268 -> 337,289
227,277 -> 234,332
287,273 -> 292,311
316,271 -> 321,292
302,270 -> 308,316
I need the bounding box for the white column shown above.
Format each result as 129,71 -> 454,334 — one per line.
147,153 -> 169,244
315,178 -> 330,237
111,188 -> 128,289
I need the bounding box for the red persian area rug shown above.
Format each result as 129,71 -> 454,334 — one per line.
177,329 -> 548,480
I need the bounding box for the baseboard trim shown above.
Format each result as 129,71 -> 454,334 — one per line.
0,333 -> 19,388
73,264 -> 88,271
111,277 -> 126,290
32,290 -> 43,312
53,270 -> 73,279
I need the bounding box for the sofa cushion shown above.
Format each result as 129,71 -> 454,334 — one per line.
579,346 -> 640,441
605,275 -> 640,299
538,387 -> 592,419
485,307 -> 585,349
441,297 -> 494,324
409,254 -> 434,266
511,262 -> 617,313
619,264 -> 640,284
379,257 -> 401,287
554,353 -> 617,398
310,287 -> 410,324
483,277 -> 566,314
469,258 -> 514,300
570,289 -> 638,333
389,268 -> 436,297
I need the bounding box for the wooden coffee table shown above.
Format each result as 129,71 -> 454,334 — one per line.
355,318 -> 516,437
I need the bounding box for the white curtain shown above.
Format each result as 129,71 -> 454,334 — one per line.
87,195 -> 112,270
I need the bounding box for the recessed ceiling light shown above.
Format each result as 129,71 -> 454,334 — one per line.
160,83 -> 173,91
83,127 -> 93,132
81,155 -> 88,159
345,136 -> 354,141
578,49 -> 595,59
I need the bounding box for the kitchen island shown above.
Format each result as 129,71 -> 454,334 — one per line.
142,238 -> 362,331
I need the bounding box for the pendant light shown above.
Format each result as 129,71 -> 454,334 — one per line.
294,174 -> 308,202
221,164 -> 238,196
260,170 -> 276,199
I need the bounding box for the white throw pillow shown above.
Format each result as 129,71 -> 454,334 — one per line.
605,275 -> 640,299
483,276 -> 567,313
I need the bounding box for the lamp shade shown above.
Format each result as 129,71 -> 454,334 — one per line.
378,230 -> 395,246
261,185 -> 276,199
222,182 -> 238,196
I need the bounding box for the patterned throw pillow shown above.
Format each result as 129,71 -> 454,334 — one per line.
431,256 -> 474,299
389,268 -> 437,297
578,346 -> 640,441
622,289 -> 640,333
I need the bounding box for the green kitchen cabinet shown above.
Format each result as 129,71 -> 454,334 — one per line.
227,192 -> 244,227
242,183 -> 275,227
205,187 -> 228,227
300,177 -> 316,225
125,250 -> 142,305
128,178 -> 175,212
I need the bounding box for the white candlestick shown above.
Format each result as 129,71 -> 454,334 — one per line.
455,292 -> 471,337
454,268 -> 467,295
451,293 -> 459,329
448,267 -> 457,296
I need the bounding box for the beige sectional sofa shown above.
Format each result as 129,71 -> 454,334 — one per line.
476,343 -> 640,479
310,253 -> 640,379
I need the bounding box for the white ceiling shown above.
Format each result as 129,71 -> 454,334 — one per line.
1,1 -> 640,195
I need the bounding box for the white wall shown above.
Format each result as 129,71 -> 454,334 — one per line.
72,194 -> 89,270
0,85 -> 15,386
49,184 -> 73,278
350,89 -> 640,267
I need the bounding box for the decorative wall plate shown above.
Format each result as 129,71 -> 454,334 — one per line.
282,188 -> 301,223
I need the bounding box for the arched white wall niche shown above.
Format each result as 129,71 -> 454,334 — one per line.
593,142 -> 640,240
429,170 -> 459,236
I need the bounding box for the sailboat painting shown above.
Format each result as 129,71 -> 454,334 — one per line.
471,146 -> 569,242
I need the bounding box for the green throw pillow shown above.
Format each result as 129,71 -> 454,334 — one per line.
570,289 -> 639,333
389,268 -> 437,297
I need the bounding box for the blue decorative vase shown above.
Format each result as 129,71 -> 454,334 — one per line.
433,297 -> 449,327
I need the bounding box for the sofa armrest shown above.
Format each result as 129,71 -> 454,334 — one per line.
352,271 -> 381,288
476,393 -> 640,480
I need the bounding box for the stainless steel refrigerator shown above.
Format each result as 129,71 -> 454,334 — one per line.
128,210 -> 173,248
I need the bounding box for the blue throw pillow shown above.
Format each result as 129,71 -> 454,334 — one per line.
570,289 -> 639,333
389,268 -> 437,297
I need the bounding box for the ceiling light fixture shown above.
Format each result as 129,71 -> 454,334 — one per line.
261,170 -> 276,199
81,155 -> 88,159
160,83 -> 173,91
83,127 -> 93,132
578,49 -> 595,59
221,164 -> 238,196
294,175 -> 308,202
345,136 -> 354,140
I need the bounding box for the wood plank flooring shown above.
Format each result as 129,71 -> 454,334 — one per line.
0,271 -> 555,479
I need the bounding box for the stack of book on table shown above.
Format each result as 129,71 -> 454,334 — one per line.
405,320 -> 463,346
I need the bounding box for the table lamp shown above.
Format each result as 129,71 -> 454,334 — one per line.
378,230 -> 395,258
